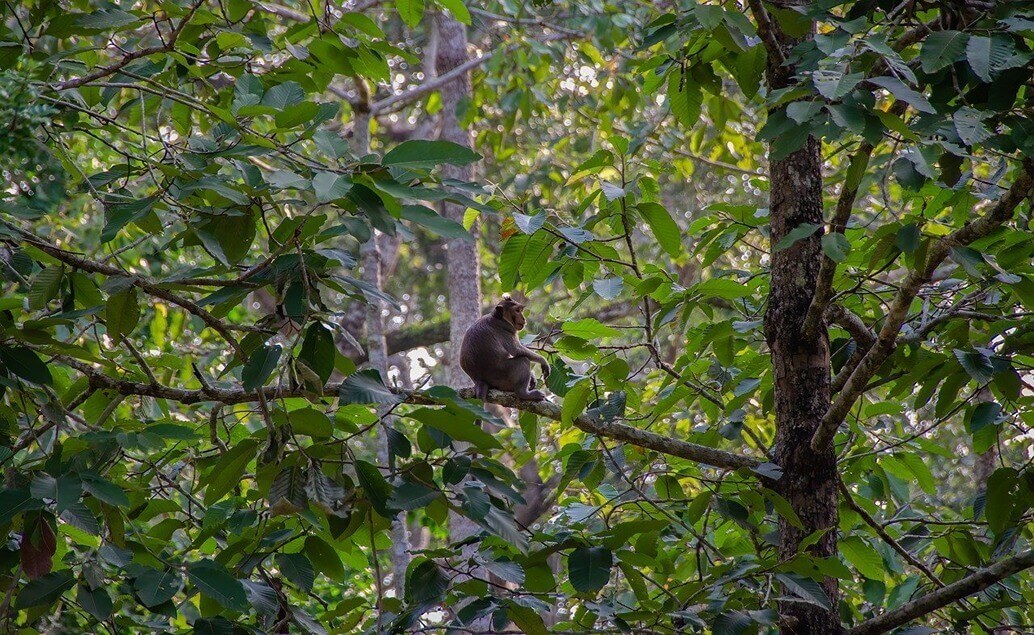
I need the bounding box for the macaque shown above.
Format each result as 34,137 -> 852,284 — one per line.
460,295 -> 550,401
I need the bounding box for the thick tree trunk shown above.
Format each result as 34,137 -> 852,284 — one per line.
758,3 -> 841,633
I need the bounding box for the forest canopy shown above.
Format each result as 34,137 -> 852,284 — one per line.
0,0 -> 1033,633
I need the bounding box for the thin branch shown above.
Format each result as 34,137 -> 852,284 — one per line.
802,101 -> 908,340
744,0 -> 786,67
51,0 -> 203,91
845,550 -> 1034,635
812,164 -> 1034,451
370,49 -> 505,116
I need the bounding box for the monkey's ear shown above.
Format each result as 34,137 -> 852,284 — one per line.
492,303 -> 506,319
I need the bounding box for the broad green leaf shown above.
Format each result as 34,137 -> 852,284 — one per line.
106,287 -> 140,344
435,0 -> 469,24
774,573 -> 831,610
920,31 -> 969,73
77,583 -> 112,620
304,536 -> 345,582
409,407 -> 502,450
812,69 -> 863,100
355,459 -> 394,517
276,553 -> 315,592
188,560 -> 249,611
667,71 -> 702,128
203,439 -> 258,504
382,140 -> 480,168
0,345 -> 52,386
15,571 -> 75,609
868,76 -> 936,114
339,369 -> 404,405
636,202 -> 681,257
562,318 -> 621,340
562,380 -> 591,425
395,0 -> 424,27
568,546 -> 612,593
966,35 -> 1014,82
840,537 -> 885,580
773,223 -> 821,252
401,205 -> 472,241
406,558 -> 450,604
241,344 -> 282,391
135,568 -> 183,608
298,322 -> 335,384
821,233 -> 851,262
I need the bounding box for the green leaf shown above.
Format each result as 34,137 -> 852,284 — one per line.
762,488 -> 802,529
134,568 -> 183,608
966,35 -> 1014,82
382,140 -> 480,168
298,322 -> 335,384
562,318 -> 621,340
920,31 -> 969,73
395,0 -> 424,27
968,401 -> 1001,433
77,583 -> 112,620
636,202 -> 681,257
275,553 -> 315,592
985,468 -> 1017,534
953,349 -> 994,383
435,0 -> 470,24
400,205 -> 472,241
953,107 -> 992,146
261,81 -> 306,109
188,560 -> 249,611
304,535 -> 345,582
339,369 -> 404,405
562,381 -> 591,425
821,233 -> 851,263
868,76 -> 935,114
355,459 -> 394,517
409,407 -> 501,450
568,546 -> 612,593
286,407 -> 333,437
28,266 -> 63,311
15,571 -> 75,609
406,559 -> 450,604
840,537 -> 885,580
106,287 -> 140,344
896,224 -> 920,253
241,344 -> 282,391
775,573 -> 831,610
0,345 -> 53,385
812,69 -> 863,100
773,223 -> 821,252
667,71 -> 702,128
203,439 -> 258,504
312,172 -> 352,203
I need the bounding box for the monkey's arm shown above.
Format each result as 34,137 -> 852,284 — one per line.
510,343 -> 550,376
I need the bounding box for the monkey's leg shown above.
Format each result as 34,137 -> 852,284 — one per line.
513,362 -> 546,401
474,380 -> 489,401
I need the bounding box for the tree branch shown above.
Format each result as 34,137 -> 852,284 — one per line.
10,229 -> 244,356
51,0 -> 203,91
845,550 -> 1034,635
369,49 -> 505,116
812,164 -> 1034,450
56,357 -> 760,471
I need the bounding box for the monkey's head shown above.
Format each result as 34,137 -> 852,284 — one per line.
492,294 -> 526,331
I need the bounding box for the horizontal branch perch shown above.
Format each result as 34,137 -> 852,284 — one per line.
57,358 -> 760,471
846,550 -> 1034,635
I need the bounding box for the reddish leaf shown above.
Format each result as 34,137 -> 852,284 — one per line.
20,515 -> 56,580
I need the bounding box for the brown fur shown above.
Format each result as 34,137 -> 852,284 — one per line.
459,296 -> 550,401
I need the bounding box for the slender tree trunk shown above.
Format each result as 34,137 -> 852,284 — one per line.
354,83 -> 411,600
758,3 -> 841,633
434,10 -> 489,620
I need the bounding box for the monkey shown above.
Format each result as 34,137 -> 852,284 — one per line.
460,295 -> 550,402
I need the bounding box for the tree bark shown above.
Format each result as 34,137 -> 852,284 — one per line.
434,10 -> 489,618
354,84 -> 410,601
753,1 -> 841,632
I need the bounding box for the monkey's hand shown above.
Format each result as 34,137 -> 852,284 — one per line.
540,360 -> 550,378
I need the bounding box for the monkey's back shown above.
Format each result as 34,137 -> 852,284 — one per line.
459,315 -> 522,387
